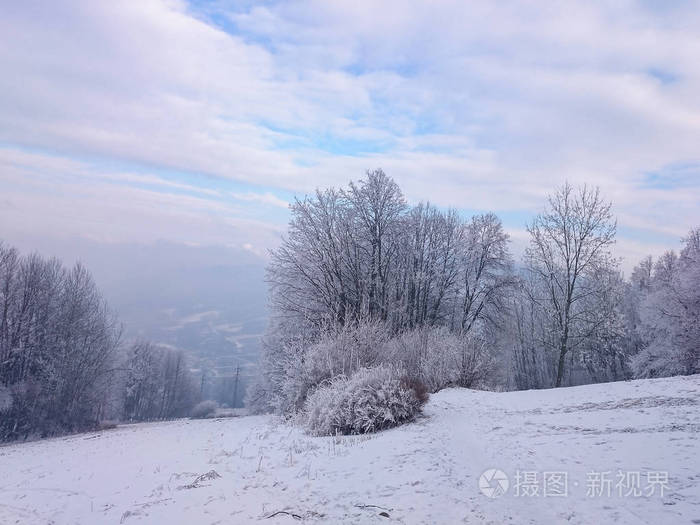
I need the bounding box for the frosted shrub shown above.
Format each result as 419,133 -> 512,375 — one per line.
303,365 -> 427,436
190,400 -> 218,419
304,321 -> 389,380
454,333 -> 495,388
257,321 -> 392,416
387,326 -> 494,392
631,347 -> 687,379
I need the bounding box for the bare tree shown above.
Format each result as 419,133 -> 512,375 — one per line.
524,182 -> 617,387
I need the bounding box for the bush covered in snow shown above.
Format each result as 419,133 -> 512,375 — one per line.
190,400 -> 218,419
302,365 -> 427,436
292,322 -> 390,408
249,319 -> 498,417
388,326 -> 495,392
247,321 -> 392,416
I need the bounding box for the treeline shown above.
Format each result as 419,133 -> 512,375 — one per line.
0,242 -> 199,442
121,341 -> 198,422
250,170 -> 699,417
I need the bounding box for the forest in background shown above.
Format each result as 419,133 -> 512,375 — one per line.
0,244 -> 235,441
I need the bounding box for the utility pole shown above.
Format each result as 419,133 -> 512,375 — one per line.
232,363 -> 240,408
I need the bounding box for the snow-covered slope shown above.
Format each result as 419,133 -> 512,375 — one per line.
1,375 -> 698,524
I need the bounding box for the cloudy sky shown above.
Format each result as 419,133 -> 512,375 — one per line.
2,0 -> 700,274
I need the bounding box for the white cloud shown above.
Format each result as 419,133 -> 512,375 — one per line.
0,148 -> 283,251
231,191 -> 289,208
0,0 -> 698,268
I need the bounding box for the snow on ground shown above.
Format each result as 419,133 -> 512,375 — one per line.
1,375 -> 698,524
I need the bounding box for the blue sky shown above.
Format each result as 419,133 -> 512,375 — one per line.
1,0 -> 700,271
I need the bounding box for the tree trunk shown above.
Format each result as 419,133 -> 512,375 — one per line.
555,338 -> 567,387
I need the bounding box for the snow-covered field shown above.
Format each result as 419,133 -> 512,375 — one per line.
1,375 -> 698,524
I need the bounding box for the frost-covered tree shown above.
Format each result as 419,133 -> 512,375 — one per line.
0,242 -> 121,440
0,240 -> 203,441
122,341 -> 198,421
254,174 -> 697,413
267,187 -> 355,331
254,170 -> 515,415
266,170 -> 515,341
575,267 -> 629,382
509,270 -> 558,389
632,228 -> 700,377
524,183 -> 618,387
621,256 -> 654,359
344,169 -> 407,322
456,212 -> 515,336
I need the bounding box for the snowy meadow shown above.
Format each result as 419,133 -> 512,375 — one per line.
1,375 -> 698,524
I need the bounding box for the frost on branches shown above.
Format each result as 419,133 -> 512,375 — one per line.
0,242 -> 200,442
302,365 -> 427,436
631,228 -> 700,378
249,170 -> 699,429
249,170 -> 512,430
